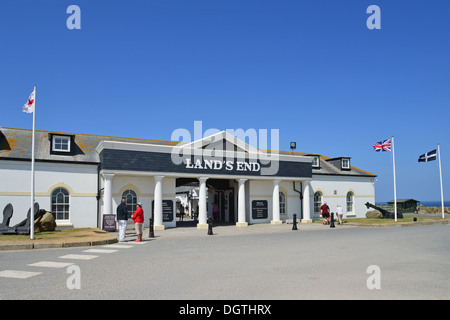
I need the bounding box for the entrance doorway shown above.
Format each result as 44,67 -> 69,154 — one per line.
175,178 -> 236,227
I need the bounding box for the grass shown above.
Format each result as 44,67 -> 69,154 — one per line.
0,228 -> 116,244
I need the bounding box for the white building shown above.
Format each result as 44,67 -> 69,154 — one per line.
0,127 -> 376,229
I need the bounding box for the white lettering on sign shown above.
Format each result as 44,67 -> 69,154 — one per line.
185,159 -> 260,172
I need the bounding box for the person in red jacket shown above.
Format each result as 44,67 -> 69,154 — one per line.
320,202 -> 330,225
132,202 -> 144,242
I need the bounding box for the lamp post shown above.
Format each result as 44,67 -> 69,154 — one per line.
290,142 -> 296,153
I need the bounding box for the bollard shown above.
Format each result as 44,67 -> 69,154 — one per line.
207,218 -> 213,235
292,214 -> 298,230
149,217 -> 155,238
330,212 -> 335,228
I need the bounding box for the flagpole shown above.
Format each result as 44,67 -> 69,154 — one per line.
392,135 -> 397,222
438,143 -> 444,219
30,86 -> 36,240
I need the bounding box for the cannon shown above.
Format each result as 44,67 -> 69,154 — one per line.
365,202 -> 403,219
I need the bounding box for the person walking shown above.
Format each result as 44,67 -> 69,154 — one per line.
320,202 -> 330,225
116,198 -> 128,242
336,204 -> 343,225
132,202 -> 144,242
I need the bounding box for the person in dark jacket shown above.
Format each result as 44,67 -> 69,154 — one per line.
116,198 -> 128,242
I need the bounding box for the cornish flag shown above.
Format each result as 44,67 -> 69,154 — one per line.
418,149 -> 437,162
22,89 -> 35,113
373,139 -> 392,152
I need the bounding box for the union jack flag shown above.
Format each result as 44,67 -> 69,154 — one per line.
373,139 -> 392,152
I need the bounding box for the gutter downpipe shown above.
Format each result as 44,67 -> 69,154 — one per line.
293,181 -> 303,220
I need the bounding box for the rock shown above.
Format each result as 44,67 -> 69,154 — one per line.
34,212 -> 56,232
366,210 -> 383,218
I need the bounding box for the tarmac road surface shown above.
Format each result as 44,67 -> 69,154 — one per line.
0,223 -> 449,300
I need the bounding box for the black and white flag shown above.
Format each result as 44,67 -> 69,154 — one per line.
418,149 -> 437,162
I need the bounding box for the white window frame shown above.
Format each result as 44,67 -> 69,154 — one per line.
122,189 -> 138,219
342,158 -> 350,169
346,192 -> 354,213
314,192 -> 322,213
51,187 -> 70,221
279,191 -> 286,216
52,135 -> 71,152
312,156 -> 320,168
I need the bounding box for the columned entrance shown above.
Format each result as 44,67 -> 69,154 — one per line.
176,177 -> 238,229
98,130 -> 314,230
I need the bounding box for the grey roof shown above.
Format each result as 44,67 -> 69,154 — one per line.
0,127 -> 178,163
0,127 -> 376,177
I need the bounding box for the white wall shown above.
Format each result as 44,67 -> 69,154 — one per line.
103,175 -> 177,229
0,160 -> 98,228
310,175 -> 375,218
247,180 -> 303,224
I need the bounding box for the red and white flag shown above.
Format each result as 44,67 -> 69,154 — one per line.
22,89 -> 35,113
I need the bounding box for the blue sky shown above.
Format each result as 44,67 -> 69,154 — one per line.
1,0 -> 449,202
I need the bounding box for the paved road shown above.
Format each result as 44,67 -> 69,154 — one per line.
0,223 -> 449,300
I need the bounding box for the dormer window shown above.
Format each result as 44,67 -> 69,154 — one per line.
49,133 -> 74,154
312,156 -> 320,168
53,135 -> 70,152
341,158 -> 350,170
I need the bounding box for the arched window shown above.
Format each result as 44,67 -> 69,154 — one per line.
346,192 -> 354,213
279,192 -> 286,216
52,188 -> 70,220
122,189 -> 137,219
314,192 -> 322,213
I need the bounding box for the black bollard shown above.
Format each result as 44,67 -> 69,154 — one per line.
292,214 -> 298,230
207,218 -> 213,235
330,212 -> 335,228
149,217 -> 155,238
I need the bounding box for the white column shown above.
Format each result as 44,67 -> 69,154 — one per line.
154,175 -> 165,230
197,177 -> 209,229
236,178 -> 248,227
302,181 -> 312,223
271,179 -> 282,225
102,173 -> 114,215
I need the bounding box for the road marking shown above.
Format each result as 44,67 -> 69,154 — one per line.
28,261 -> 74,268
129,241 -> 149,244
83,249 -> 117,254
58,254 -> 98,260
104,244 -> 133,249
0,270 -> 42,279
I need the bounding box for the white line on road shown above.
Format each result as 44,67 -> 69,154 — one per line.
83,249 -> 118,254
0,270 -> 42,279
58,254 -> 98,260
104,244 -> 133,249
28,261 -> 74,268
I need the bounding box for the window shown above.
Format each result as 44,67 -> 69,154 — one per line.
279,192 -> 286,216
312,156 -> 320,168
342,158 -> 350,169
52,135 -> 71,152
122,189 -> 137,219
346,192 -> 354,212
51,188 -> 70,220
314,192 -> 322,213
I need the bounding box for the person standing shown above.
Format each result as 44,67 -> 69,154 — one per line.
336,204 -> 343,225
213,203 -> 219,222
132,202 -> 144,242
320,202 -> 330,225
116,198 -> 128,242
179,203 -> 184,222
